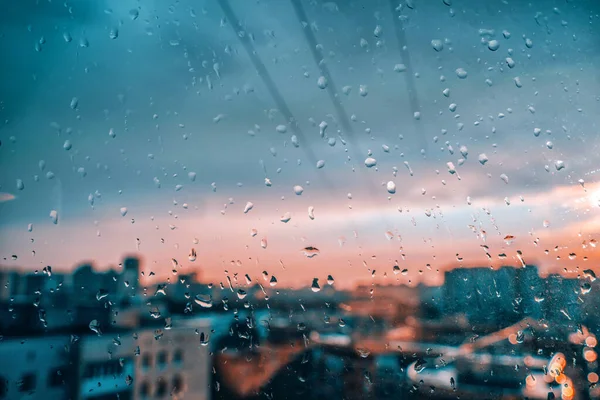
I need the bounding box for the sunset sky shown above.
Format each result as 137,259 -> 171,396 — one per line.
1,0 -> 600,289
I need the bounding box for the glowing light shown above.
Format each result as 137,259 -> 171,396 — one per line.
549,353 -> 567,378
562,385 -> 574,400
583,348 -> 597,363
585,336 -> 597,348
588,372 -> 599,384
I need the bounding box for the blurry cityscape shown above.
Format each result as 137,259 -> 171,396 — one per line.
0,258 -> 599,400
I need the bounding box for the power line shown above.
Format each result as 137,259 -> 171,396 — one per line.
388,0 -> 428,153
217,0 -> 321,170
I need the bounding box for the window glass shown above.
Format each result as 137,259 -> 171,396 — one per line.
18,374 -> 36,393
1,1 -> 600,400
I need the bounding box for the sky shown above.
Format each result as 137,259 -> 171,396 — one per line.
1,0 -> 600,289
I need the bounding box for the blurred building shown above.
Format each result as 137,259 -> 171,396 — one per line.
134,319 -> 211,399
77,333 -> 136,400
544,274 -> 580,323
0,335 -> 74,399
442,265 -> 544,325
119,257 -> 140,303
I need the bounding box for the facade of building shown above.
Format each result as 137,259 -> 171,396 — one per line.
0,335 -> 74,400
134,319 -> 211,400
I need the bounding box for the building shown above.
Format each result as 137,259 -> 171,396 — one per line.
0,335 -> 74,399
134,318 -> 211,400
74,318 -> 212,400
76,333 -> 136,400
544,274 -> 580,323
442,266 -> 543,324
119,257 -> 140,303
0,270 -> 22,302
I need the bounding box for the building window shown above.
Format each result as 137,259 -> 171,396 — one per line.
47,367 -> 66,387
18,373 -> 36,392
156,377 -> 167,398
0,376 -> 7,399
139,380 -> 151,398
172,374 -> 184,394
173,349 -> 183,365
142,353 -> 153,370
156,351 -> 168,368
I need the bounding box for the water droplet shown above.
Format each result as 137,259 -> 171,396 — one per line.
260,237 -> 268,249
280,212 -> 291,223
302,246 -> 320,258
89,319 -> 101,335
555,160 -> 565,171
293,185 -> 304,195
583,269 -> 597,281
500,174 -> 509,184
308,206 -> 315,220
317,76 -> 328,89
506,57 -> 516,68
63,140 -> 72,151
373,25 -> 383,38
311,278 -> 321,292
487,40 -> 500,51
534,293 -> 545,303
455,68 -> 468,79
516,330 -> 525,343
70,97 -> 79,110
357,348 -> 370,358
16,179 -> 24,190
387,181 -> 396,194
394,63 -> 407,73
129,9 -> 139,20
431,39 -> 444,52
276,124 -> 287,134
96,289 -> 109,301
189,248 -> 197,262
478,154 -> 488,165
120,207 -> 128,217
244,202 -> 254,213
364,157 -> 377,168
194,294 -> 213,308
514,77 -> 523,88
359,85 -> 368,97
49,210 -> 59,224
236,289 -> 247,299
250,228 -> 258,237
414,359 -> 427,373
109,27 -> 119,39
581,282 -> 592,295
